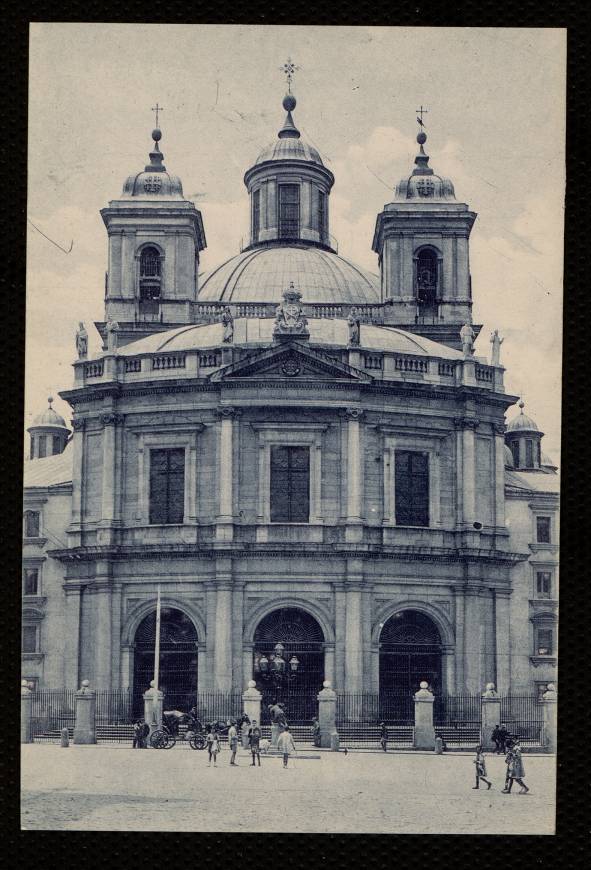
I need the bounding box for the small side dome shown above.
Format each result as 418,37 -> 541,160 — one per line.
506,400 -> 542,434
504,444 -> 515,468
394,130 -> 456,202
121,128 -> 184,199
29,397 -> 68,432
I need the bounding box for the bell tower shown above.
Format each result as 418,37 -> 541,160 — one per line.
99,117 -> 206,348
373,116 -> 479,349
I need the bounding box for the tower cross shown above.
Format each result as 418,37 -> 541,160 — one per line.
280,57 -> 299,93
151,103 -> 164,127
416,105 -> 429,127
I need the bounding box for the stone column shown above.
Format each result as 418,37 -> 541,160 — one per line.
461,420 -> 478,526
493,424 -> 506,528
480,683 -> 501,750
453,588 -> 465,690
494,590 -> 512,695
70,418 -> 85,531
334,583 -> 346,692
21,680 -> 33,744
213,566 -> 233,692
441,645 -> 455,694
345,409 -> 363,542
101,414 -> 123,524
463,588 -> 482,693
216,408 -> 239,541
344,569 -> 363,693
323,643 -> 336,687
144,681 -> 164,739
317,680 -> 339,749
93,582 -> 113,689
541,683 -> 557,752
73,680 -> 97,745
413,682 -> 435,750
242,680 -> 262,725
63,584 -> 82,689
204,581 -> 216,690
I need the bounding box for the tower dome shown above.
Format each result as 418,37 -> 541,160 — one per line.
394,130 -> 456,202
505,401 -> 544,470
121,128 -> 184,199
27,397 -> 70,460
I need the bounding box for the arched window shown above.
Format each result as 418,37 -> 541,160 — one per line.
139,246 -> 162,302
415,248 -> 438,307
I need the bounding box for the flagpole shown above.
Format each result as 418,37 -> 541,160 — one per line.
154,584 -> 161,693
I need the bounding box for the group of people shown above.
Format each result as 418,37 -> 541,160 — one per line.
491,723 -> 511,754
204,718 -> 297,768
473,738 -> 530,794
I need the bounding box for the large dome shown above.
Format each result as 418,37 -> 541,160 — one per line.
198,245 -> 381,305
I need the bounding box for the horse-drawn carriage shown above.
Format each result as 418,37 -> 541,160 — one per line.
150,709 -> 250,749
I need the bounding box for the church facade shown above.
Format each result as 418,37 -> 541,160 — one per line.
22,90 -> 559,714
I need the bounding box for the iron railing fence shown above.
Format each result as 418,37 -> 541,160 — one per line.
434,694 -> 483,727
95,689 -> 134,725
499,695 -> 545,744
30,689 -> 76,737
336,692 -> 416,726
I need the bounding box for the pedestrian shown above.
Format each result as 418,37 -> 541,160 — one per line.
502,739 -> 529,794
311,717 -> 321,747
491,724 -> 502,754
249,719 -> 262,767
498,723 -> 509,754
133,718 -> 149,748
434,733 -> 444,754
472,744 -> 492,790
241,715 -> 251,749
206,727 -> 221,767
277,725 -> 297,769
379,722 -> 388,752
228,719 -> 239,766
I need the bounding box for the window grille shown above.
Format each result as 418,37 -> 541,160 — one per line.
536,628 -> 553,656
415,249 -> 438,306
149,448 -> 185,525
394,451 -> 429,527
270,445 -> 310,522
278,184 -> 300,239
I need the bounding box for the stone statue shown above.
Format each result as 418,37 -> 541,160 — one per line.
273,282 -> 309,338
221,306 -> 234,343
460,322 -> 475,357
106,315 -> 119,352
490,329 -> 504,366
347,311 -> 360,346
76,321 -> 88,359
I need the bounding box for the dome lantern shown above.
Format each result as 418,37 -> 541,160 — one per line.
243,78 -> 335,252
27,396 -> 70,460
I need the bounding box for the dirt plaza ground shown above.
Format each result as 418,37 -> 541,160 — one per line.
21,744 -> 555,834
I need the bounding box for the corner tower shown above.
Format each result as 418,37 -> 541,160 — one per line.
99,124 -> 206,348
243,92 -> 335,251
373,121 -> 478,349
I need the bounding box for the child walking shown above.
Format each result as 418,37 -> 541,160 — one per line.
472,744 -> 492,790
277,726 -> 297,769
206,728 -> 221,767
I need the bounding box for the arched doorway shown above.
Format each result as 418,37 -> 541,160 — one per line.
252,607 -> 325,723
379,610 -> 442,722
132,607 -> 198,716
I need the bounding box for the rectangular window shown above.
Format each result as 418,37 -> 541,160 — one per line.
536,628 -> 553,656
278,184 -> 300,239
395,451 -> 429,527
24,511 -> 40,537
318,190 -> 327,241
270,445 -> 310,522
536,516 -> 551,543
509,441 -> 520,467
38,436 -> 46,458
23,568 -> 39,596
252,188 -> 260,242
536,571 -> 552,598
52,436 -> 61,455
149,448 -> 185,525
22,626 -> 37,654
525,439 -> 534,467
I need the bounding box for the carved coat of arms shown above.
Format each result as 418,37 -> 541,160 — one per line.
273,282 -> 309,338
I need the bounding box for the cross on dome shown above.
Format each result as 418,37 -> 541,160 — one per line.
151,103 -> 164,127
280,57 -> 299,93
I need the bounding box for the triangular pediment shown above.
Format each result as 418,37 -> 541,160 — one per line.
209,341 -> 372,383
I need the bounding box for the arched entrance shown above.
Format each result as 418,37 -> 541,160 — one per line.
379,610 -> 442,722
252,607 -> 325,723
132,608 -> 198,716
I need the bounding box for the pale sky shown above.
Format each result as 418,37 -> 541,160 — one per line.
27,24 -> 565,460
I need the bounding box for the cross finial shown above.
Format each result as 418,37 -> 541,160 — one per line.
151,103 -> 163,127
416,105 -> 429,128
280,57 -> 299,93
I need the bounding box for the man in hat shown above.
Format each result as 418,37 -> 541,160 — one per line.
502,739 -> 530,794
